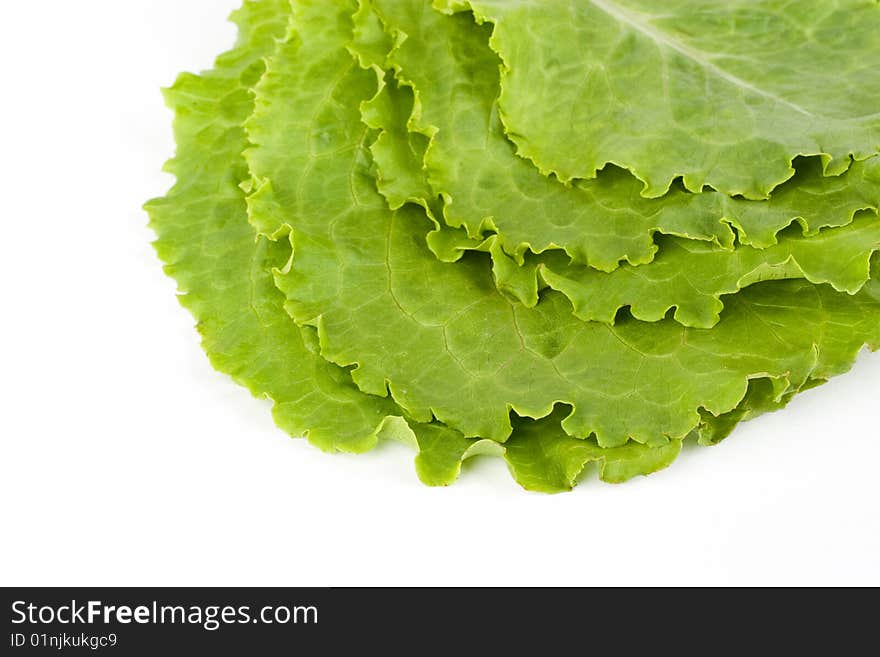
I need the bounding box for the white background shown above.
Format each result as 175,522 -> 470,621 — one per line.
1,0 -> 878,587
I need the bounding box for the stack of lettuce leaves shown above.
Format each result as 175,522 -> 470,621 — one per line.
147,0 -> 880,493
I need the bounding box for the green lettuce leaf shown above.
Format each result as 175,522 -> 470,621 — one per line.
436,0 -> 880,198
148,0 -> 705,493
150,0 -> 880,493
504,408 -> 682,493
357,33 -> 880,323
245,0 -> 880,448
144,0 -> 502,487
540,211 -> 880,327
145,0 -> 402,454
367,0 -> 736,271
356,0 -> 880,324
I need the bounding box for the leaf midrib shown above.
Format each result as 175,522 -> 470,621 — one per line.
588,0 -> 816,118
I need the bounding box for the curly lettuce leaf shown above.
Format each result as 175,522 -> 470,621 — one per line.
150,0 -> 879,493
365,0 -> 734,271
540,211 -> 880,328
360,75 -> 546,306
357,34 -> 880,324
145,0 -> 506,487
504,408 -> 682,493
357,1 -> 880,325
371,0 -> 880,257
147,0 -> 699,493
437,0 -> 880,198
145,0 -> 402,452
281,193 -> 880,447
245,0 -> 880,448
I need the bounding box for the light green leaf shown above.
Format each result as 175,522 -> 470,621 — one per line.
540,211 -> 880,328
365,0 -> 880,327
409,423 -> 503,487
150,0 -> 880,493
246,0 -> 880,448
146,0 -> 402,454
284,195 -> 880,447
367,0 -> 735,271
375,0 -> 880,260
436,0 -> 880,198
145,0 -> 490,487
361,76 -> 542,305
149,0 -> 704,493
505,409 -> 682,493
354,10 -> 880,324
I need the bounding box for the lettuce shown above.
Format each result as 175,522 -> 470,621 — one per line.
436,0 -> 880,198
360,0 -> 880,322
144,0 -> 501,486
148,0 -> 880,492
